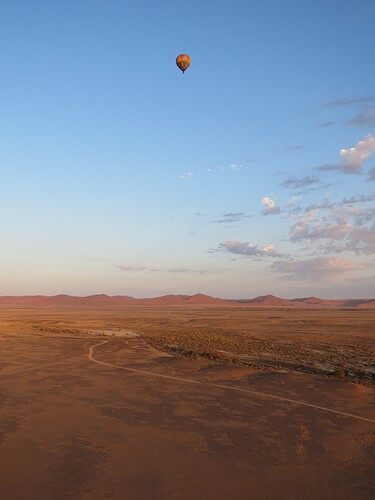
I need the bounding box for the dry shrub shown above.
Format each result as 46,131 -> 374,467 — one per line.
333,369 -> 346,379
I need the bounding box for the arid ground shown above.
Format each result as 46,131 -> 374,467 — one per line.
0,305 -> 374,499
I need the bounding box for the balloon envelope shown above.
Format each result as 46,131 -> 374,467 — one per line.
176,54 -> 191,73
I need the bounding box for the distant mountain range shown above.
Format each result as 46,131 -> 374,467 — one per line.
0,294 -> 374,308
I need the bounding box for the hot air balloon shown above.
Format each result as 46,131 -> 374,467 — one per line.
176,54 -> 191,74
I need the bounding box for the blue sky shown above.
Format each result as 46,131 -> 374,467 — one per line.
1,0 -> 374,298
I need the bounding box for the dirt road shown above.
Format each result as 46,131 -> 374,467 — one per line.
1,332 -> 374,499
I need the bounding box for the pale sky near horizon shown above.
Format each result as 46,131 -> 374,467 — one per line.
1,0 -> 374,298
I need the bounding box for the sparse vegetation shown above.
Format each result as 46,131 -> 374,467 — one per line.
3,306 -> 375,384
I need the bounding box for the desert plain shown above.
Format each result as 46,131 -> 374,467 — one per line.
0,297 -> 374,499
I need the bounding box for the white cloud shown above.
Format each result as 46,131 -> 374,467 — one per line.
340,135 -> 375,171
289,221 -> 352,242
287,195 -> 302,205
178,171 -> 193,181
288,198 -> 375,254
261,197 -> 275,208
184,162 -> 243,179
219,240 -> 284,257
319,134 -> 375,174
261,197 -> 281,215
272,257 -> 365,281
261,244 -> 277,254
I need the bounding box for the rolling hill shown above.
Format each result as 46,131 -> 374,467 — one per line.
0,294 -> 374,308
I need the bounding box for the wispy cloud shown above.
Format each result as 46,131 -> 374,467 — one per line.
353,207 -> 375,225
288,196 -> 375,255
317,121 -> 335,128
289,220 -> 352,242
313,225 -> 375,256
348,106 -> 375,127
119,264 -> 148,272
219,240 -> 284,257
280,176 -> 320,190
212,212 -> 251,224
119,264 -> 223,275
287,195 -> 302,206
223,212 -> 245,218
229,163 -> 242,171
286,145 -> 305,152
301,194 -> 375,213
343,225 -> 375,255
208,163 -> 243,173
368,166 -> 375,182
325,96 -> 375,108
178,171 -> 193,181
261,197 -> 281,215
340,194 -> 375,205
318,134 -> 375,174
181,162 -> 244,180
167,267 -> 222,275
272,256 -> 365,280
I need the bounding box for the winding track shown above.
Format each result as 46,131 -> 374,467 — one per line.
88,340 -> 375,425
